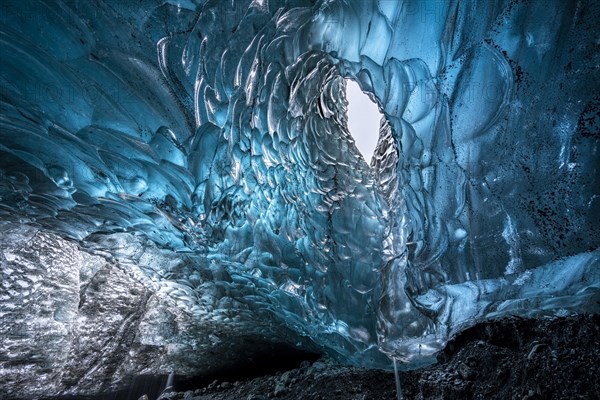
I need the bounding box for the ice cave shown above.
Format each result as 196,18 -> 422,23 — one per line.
0,0 -> 599,399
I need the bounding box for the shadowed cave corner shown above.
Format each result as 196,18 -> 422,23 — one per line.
36,344 -> 322,400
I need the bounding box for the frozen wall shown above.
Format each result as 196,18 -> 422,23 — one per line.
0,0 -> 599,396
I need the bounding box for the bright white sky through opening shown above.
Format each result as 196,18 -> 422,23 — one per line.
345,79 -> 382,164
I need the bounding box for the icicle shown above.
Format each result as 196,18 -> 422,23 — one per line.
393,358 -> 404,400
158,371 -> 175,399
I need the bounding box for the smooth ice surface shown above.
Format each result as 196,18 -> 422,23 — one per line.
345,79 -> 382,164
1,1 -> 599,392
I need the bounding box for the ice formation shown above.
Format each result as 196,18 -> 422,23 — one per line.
0,0 -> 599,396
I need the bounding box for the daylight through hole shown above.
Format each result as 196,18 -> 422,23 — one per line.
344,79 -> 382,165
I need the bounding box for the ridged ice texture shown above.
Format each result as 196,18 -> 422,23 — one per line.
1,0 -> 599,371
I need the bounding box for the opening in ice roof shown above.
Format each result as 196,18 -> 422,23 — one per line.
345,79 -> 382,164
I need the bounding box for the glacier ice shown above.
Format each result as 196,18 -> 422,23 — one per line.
0,0 -> 599,395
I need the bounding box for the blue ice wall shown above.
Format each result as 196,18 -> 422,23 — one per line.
0,0 -> 599,367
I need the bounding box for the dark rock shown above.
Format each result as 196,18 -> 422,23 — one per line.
527,342 -> 549,360
133,315 -> 599,400
273,382 -> 287,397
311,361 -> 327,372
466,356 -> 477,368
207,380 -> 219,390
247,395 -> 268,400
458,362 -> 476,381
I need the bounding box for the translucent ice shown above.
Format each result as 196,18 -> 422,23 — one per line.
1,0 -> 599,384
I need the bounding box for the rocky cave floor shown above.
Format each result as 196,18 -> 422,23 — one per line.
40,314 -> 599,400
152,314 -> 600,400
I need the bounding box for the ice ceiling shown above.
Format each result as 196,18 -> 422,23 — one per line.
1,0 -> 599,390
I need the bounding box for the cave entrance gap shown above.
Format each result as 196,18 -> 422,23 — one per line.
345,79 -> 383,164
